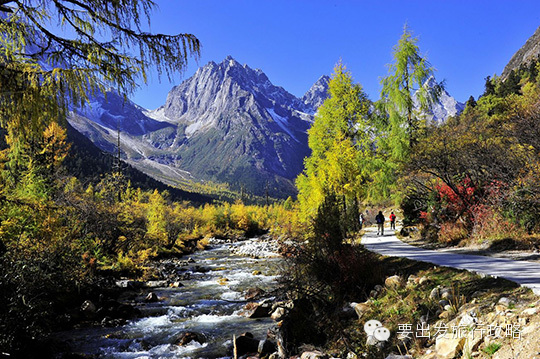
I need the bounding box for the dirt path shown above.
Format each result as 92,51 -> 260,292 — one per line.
361,227 -> 540,295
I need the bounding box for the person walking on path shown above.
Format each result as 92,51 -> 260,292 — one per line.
389,212 -> 396,230
375,211 -> 385,236
359,212 -> 365,230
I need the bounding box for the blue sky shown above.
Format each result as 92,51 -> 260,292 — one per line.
131,1 -> 540,110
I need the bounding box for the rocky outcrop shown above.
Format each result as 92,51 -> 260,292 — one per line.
174,332 -> 205,346
502,26 -> 540,80
301,75 -> 330,112
241,301 -> 273,318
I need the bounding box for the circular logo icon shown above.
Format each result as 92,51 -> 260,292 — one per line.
364,319 -> 382,336
373,326 -> 391,341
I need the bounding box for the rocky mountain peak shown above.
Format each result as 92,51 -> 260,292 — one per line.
223,55 -> 240,68
414,76 -> 464,124
302,75 -> 330,113
70,56 -> 333,198
502,26 -> 540,80
423,75 -> 438,88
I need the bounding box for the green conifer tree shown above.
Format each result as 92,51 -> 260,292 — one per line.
465,95 -> 477,109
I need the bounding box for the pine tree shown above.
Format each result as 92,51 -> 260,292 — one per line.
465,95 -> 477,109
484,76 -> 496,96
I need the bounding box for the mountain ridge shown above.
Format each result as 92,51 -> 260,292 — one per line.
68,56 -> 330,198
68,56 -> 462,199
502,26 -> 540,80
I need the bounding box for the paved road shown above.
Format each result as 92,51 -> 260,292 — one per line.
361,227 -> 540,295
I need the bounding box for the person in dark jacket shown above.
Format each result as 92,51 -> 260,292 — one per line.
375,211 -> 385,236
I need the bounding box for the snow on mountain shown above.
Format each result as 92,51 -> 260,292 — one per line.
70,56 -> 330,198
414,77 -> 464,124
302,75 -> 330,113
69,56 -> 465,198
427,89 -> 465,124
73,91 -> 173,136
266,107 -> 299,142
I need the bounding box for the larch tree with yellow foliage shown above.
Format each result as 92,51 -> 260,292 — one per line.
296,63 -> 373,224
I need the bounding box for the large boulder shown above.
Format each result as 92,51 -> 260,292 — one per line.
435,336 -> 465,359
241,301 -> 272,318
174,332 -> 205,346
350,302 -> 370,319
385,275 -> 403,289
235,334 -> 259,356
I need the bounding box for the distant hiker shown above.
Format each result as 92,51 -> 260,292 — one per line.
375,211 -> 385,236
359,213 -> 365,230
389,211 -> 396,230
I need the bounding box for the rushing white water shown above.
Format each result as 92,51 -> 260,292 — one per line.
61,239 -> 282,358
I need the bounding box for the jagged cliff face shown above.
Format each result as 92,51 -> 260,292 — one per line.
301,75 -> 331,112
143,56 -> 329,196
69,57 -> 330,198
502,26 -> 540,80
414,77 -> 465,124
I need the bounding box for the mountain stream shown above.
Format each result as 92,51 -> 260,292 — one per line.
62,238 -> 283,358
